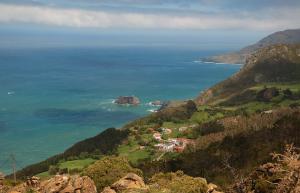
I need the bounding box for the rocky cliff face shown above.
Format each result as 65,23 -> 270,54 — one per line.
208,29 -> 300,64
7,175 -> 97,193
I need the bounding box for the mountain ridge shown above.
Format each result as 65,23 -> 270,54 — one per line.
197,43 -> 300,105
208,29 -> 300,64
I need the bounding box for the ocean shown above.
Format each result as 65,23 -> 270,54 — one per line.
0,46 -> 241,174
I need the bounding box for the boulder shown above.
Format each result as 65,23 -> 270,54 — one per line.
207,183 -> 223,193
26,176 -> 40,188
115,96 -> 140,105
111,173 -> 146,191
8,175 -> 97,193
101,187 -> 116,193
40,175 -> 70,193
101,173 -> 148,193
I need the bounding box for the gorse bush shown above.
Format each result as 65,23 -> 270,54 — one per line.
82,156 -> 142,192
149,171 -> 208,193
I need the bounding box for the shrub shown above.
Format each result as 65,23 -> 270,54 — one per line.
48,165 -> 59,175
149,171 -> 208,193
82,156 -> 142,192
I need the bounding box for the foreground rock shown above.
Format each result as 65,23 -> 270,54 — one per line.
8,175 -> 97,193
0,173 -> 8,193
102,171 -> 214,193
101,173 -> 148,193
115,96 -> 140,105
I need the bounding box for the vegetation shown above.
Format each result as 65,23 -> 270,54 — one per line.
12,128 -> 129,179
10,43 -> 300,192
197,44 -> 300,105
82,156 -> 142,192
138,108 -> 300,187
228,144 -> 300,192
149,171 -> 208,193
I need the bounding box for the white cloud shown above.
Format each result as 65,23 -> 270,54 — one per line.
0,3 -> 299,31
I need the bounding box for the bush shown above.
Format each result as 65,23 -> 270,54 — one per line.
59,168 -> 68,174
149,171 -> 208,193
82,156 -> 142,192
48,165 -> 59,175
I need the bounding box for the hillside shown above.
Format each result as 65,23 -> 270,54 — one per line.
5,43 -> 300,193
197,44 -> 300,105
208,29 -> 300,64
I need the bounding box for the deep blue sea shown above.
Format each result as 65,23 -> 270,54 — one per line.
0,46 -> 241,174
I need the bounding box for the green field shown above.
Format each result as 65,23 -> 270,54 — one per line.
35,158 -> 96,179
58,158 -> 96,170
250,82 -> 300,92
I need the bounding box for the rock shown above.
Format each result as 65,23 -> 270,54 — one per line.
115,96 -> 140,105
111,173 -> 147,191
207,183 -> 223,193
73,176 -> 97,193
26,176 -> 40,188
101,173 -> 148,193
40,175 -> 70,193
101,187 -> 116,193
149,101 -> 163,106
8,175 -> 97,193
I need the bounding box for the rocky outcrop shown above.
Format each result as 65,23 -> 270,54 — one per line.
8,175 -> 97,193
26,176 -> 41,188
0,173 -> 7,193
115,96 -> 140,105
101,173 -> 148,193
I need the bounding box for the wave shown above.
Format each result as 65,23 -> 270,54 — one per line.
7,91 -> 15,95
193,60 -> 202,63
147,109 -> 158,113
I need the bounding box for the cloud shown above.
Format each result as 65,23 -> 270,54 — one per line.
0,3 -> 299,31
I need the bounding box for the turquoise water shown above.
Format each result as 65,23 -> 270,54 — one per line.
0,47 -> 240,174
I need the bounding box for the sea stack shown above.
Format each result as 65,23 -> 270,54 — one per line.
115,96 -> 140,105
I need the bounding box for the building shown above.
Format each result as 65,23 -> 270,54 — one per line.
153,132 -> 162,141
154,137 -> 195,153
154,143 -> 175,152
179,126 -> 188,132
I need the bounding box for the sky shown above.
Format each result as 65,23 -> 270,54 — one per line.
0,0 -> 299,49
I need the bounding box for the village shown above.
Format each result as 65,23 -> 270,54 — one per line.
150,126 -> 196,153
